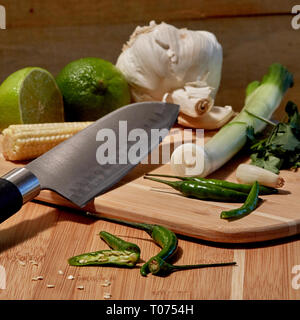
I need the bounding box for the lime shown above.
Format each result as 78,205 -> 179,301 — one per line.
56,57 -> 131,121
0,67 -> 64,131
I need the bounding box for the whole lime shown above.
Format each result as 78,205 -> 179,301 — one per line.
56,57 -> 131,121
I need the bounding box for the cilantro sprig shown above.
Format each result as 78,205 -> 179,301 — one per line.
246,101 -> 300,174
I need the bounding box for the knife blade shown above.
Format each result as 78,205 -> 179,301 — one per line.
0,102 -> 179,223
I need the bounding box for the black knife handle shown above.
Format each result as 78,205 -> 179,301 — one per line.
0,168 -> 41,224
0,178 -> 23,223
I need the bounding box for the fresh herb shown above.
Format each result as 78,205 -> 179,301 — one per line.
247,101 -> 300,173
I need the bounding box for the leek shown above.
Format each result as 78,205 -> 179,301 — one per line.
171,63 -> 294,177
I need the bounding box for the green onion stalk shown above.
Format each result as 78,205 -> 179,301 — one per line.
171,63 -> 294,177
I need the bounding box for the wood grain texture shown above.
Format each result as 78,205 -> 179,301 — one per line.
0,15 -> 298,119
0,201 -> 235,300
1,201 -> 300,299
1,0 -> 296,28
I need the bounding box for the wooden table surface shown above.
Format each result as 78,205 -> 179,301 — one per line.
0,198 -> 300,300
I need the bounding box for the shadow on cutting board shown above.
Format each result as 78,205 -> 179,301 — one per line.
0,210 -> 56,253
0,205 -> 97,253
177,230 -> 300,250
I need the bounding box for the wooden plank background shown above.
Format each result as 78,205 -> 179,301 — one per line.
3,0 -> 296,28
0,0 -> 299,118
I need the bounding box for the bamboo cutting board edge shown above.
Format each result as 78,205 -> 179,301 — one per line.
31,187 -> 300,244
1,129 -> 300,244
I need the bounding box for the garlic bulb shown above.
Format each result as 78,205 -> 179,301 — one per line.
116,21 -> 223,120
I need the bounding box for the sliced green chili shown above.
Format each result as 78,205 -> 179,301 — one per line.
101,220 -> 179,277
145,173 -> 278,195
68,249 -> 139,267
83,213 -> 236,277
68,231 -> 140,267
99,231 -> 140,254
144,176 -> 249,202
148,256 -> 236,276
220,181 -> 260,220
83,214 -> 178,276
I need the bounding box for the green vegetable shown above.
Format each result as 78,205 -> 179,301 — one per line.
99,231 -> 141,255
220,181 -> 260,220
145,173 -> 278,195
144,176 -> 249,202
68,231 -> 140,267
148,256 -> 236,276
172,63 -> 293,178
139,224 -> 178,277
247,101 -> 300,173
83,213 -> 236,277
82,215 -> 178,277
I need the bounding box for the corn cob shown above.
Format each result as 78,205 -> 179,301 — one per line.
2,122 -> 93,161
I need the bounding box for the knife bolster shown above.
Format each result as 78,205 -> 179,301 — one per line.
1,168 -> 41,204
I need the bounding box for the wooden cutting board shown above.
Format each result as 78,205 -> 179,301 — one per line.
0,127 -> 300,244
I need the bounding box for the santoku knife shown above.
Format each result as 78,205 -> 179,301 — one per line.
0,102 -> 179,223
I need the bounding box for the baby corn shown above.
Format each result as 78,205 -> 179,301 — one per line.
2,122 -> 93,161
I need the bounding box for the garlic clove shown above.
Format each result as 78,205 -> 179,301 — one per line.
177,106 -> 234,129
171,83 -> 214,117
236,163 -> 285,188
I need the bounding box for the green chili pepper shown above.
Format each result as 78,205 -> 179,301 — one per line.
99,231 -> 140,254
148,256 -> 236,276
145,173 -> 278,195
220,181 -> 260,220
83,214 -> 178,276
139,224 -> 178,277
68,231 -> 140,267
102,221 -> 179,277
144,176 -> 249,202
83,213 -> 236,277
